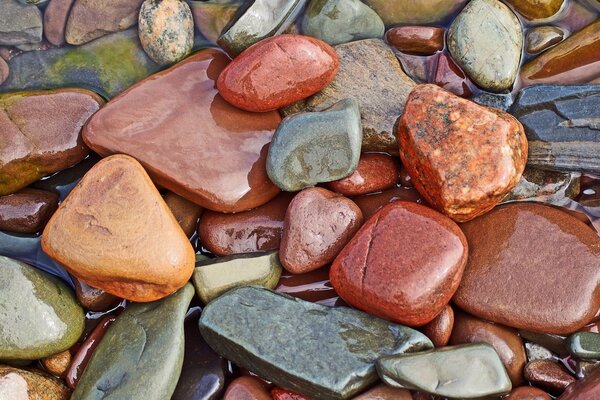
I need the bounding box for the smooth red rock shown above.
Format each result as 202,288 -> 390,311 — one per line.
275,265 -> 341,307
449,311 -> 527,386
386,26 -> 445,56
352,384 -> 413,399
223,376 -> 271,400
429,53 -> 473,97
559,365 -> 600,399
198,192 -> 294,256
217,34 -> 339,112
164,192 -> 203,238
421,304 -> 454,347
325,153 -> 401,196
507,387 -> 551,400
330,201 -> 468,326
524,360 -> 575,393
397,84 -> 527,222
44,0 -> 76,46
0,188 -> 58,234
72,277 -> 119,312
351,187 -> 423,220
271,387 -> 313,400
454,203 -> 600,335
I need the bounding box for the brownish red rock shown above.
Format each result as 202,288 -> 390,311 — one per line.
330,201 -> 468,327
223,376 -> 271,400
275,265 -> 341,307
0,188 -> 58,234
44,0 -> 76,46
280,187 -> 363,274
83,49 -> 281,213
0,365 -> 70,399
325,153 -> 401,196
524,360 -> 575,393
505,0 -> 564,20
353,384 -> 413,399
386,26 -> 444,56
454,202 -> 600,335
507,386 -> 552,400
429,53 -> 473,97
421,304 -> 454,347
198,192 -> 294,256
72,276 -> 119,312
216,34 -> 339,112
164,192 -> 203,238
559,365 -> 600,399
351,187 -> 423,220
397,84 -> 527,222
271,387 -> 313,400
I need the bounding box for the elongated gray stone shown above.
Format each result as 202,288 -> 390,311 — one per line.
199,286 -> 433,400
72,283 -> 195,400
0,0 -> 42,45
502,167 -> 580,205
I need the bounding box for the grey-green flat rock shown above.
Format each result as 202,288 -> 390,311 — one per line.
199,286 -> 433,400
448,0 -> 523,92
192,251 -> 282,304
503,167 -> 580,205
568,332 -> 600,360
377,344 -> 512,399
301,0 -> 384,46
268,98 -> 362,192
72,283 -> 195,400
0,0 -> 42,45
0,256 -> 84,361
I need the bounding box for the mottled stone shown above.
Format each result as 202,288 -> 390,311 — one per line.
524,360 -> 575,393
0,188 -> 58,234
559,366 -> 600,399
42,350 -> 71,377
72,276 -> 118,312
386,26 -> 444,56
506,0 -> 565,20
224,377 -> 271,400
188,0 -> 241,43
352,384 -> 412,399
43,0 -> 75,46
164,192 -> 203,238
448,0 -> 523,92
41,155 -> 195,302
507,387 -> 551,400
503,168 -> 580,205
568,332 -> 600,360
526,26 -> 564,54
326,153 -> 400,196
398,84 -> 527,222
283,38 -> 415,153
0,0 -> 42,45
351,187 -> 423,220
0,365 -> 69,399
362,0 -> 467,25
421,305 -> 454,348
199,286 -> 433,400
470,92 -> 514,112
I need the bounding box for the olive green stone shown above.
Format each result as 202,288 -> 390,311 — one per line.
192,251 -> 282,304
377,344 -> 512,398
0,256 -> 84,361
268,98 -> 362,192
362,0 -> 467,26
568,332 -> 600,360
519,330 -> 569,357
72,283 -> 195,400
199,286 -> 433,400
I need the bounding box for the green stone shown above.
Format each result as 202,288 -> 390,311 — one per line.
0,256 -> 84,361
301,0 -> 384,45
519,330 -> 569,357
72,283 -> 195,400
568,332 -> 600,360
377,344 -> 512,398
199,286 -> 433,399
267,98 -> 362,192
192,251 -> 282,303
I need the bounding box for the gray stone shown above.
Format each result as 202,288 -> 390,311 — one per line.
526,26 -> 564,54
268,98 -> 362,192
568,332 -> 600,361
470,92 -> 513,112
72,283 -> 195,400
377,344 -> 512,398
199,286 -> 433,400
0,0 -> 42,45
448,0 -> 523,92
503,167 -> 580,205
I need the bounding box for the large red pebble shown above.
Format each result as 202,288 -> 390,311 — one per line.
325,153 -> 401,196
330,201 -> 468,327
217,34 -> 339,112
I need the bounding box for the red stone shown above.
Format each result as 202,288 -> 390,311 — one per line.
325,153 -> 401,196
559,365 -> 600,399
217,34 -> 339,112
421,304 -> 454,347
397,84 -> 527,222
223,376 -> 272,400
44,0 -> 76,46
507,386 -> 551,400
280,187 -> 363,274
353,384 -> 413,399
351,187 -> 423,220
0,188 -> 58,234
429,53 -> 473,97
524,360 -> 575,393
386,26 -> 445,56
330,201 -> 468,327
271,387 -> 313,400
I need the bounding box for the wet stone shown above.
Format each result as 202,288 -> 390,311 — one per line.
43,0 -> 75,46
520,330 -> 569,357
351,186 -> 423,220
275,265 -> 340,306
0,365 -> 69,399
470,92 -> 514,112
429,52 -> 473,97
560,366 -> 600,399
325,153 -> 400,197
421,305 -> 454,348
524,359 -> 575,393
188,0 -> 241,44
505,0 -> 564,20
386,26 -> 444,56
0,57 -> 8,85
352,384 -> 413,399
0,0 -> 42,45
503,168 -> 580,205
526,26 -> 565,54
0,188 -> 58,234
42,350 -> 71,377
72,276 -> 118,312
568,332 -> 600,360
271,387 -> 312,400
526,342 -> 556,362
362,0 -> 468,26
507,386 -> 551,400
224,376 -> 271,400
164,192 -> 203,238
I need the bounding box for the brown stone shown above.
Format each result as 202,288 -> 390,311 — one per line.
505,0 -> 565,20
352,384 -> 413,399
429,53 -> 473,97
526,26 -> 564,55
0,88 -> 102,196
223,377 -> 271,400
41,155 -> 195,302
44,0 -> 76,46
397,84 -> 527,222
164,192 -> 203,238
325,153 -> 401,196
0,365 -> 69,399
0,57 -> 8,85
0,188 -> 58,234
386,26 -> 444,56
83,49 -> 281,213
42,350 -> 71,377
559,365 -> 600,399
449,311 -> 526,386
351,187 -> 423,220
507,386 -> 551,400
421,304 -> 454,347
72,276 -> 119,312
280,187 -> 363,274
524,360 -> 575,393
454,202 -> 600,335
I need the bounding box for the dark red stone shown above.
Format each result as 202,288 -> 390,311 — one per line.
271,387 -> 313,400
421,304 -> 454,347
559,365 -> 600,399
351,187 -> 423,220
275,265 -> 342,307
223,376 -> 271,400
429,53 -> 473,97
507,387 -> 551,400
325,153 -> 401,196
524,360 -> 576,394
0,188 -> 58,234
386,26 -> 445,56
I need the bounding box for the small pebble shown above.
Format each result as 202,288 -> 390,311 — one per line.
524,359 -> 576,393
42,350 -> 71,377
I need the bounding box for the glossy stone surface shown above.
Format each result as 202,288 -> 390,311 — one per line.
507,387 -> 551,400
0,89 -> 102,196
524,360 -> 575,393
325,153 -> 400,197
73,284 -> 194,399
421,305 -> 454,347
0,0 -> 42,45
0,365 -> 69,399
275,265 -> 340,306
189,0 -> 241,43
267,98 -> 362,191
330,201 -> 467,327
429,52 -> 473,97
454,203 -> 600,334
352,384 -> 412,399
42,350 -> 71,377
568,332 -> 600,360
386,26 -> 444,56
362,0 -> 467,25
506,0 -> 564,19
0,188 -> 58,234
280,188 -> 362,274
224,376 -> 271,400
192,252 -> 282,303
520,330 -> 569,357
398,84 -> 527,222
559,366 -> 600,399
377,344 -> 512,398
72,276 -> 118,312
351,187 -> 423,220
164,192 -> 203,238
199,286 -> 433,400
83,49 -> 281,212
526,26 -> 564,54
42,155 -> 195,302
448,0 -> 523,92
43,0 -> 75,46
0,256 -> 84,361
271,387 -> 313,400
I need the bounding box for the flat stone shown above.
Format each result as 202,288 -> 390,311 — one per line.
83,49 -> 281,212
0,89 -> 102,196
41,350 -> 71,377
448,0 -> 523,92
217,34 -> 338,112
377,344 -> 512,398
503,168 -> 580,205
421,305 -> 454,348
164,192 -> 203,238
0,365 -> 69,399
362,0 -> 467,25
0,188 -> 58,234
0,256 -> 84,361
280,187 -> 363,274
65,0 -> 144,45
72,276 -> 118,312
398,84 -> 527,222
301,0 -> 384,46
188,0 -> 241,43
330,201 -> 467,327
454,203 -> 600,334
138,0 -> 194,65
510,84 -> 600,174
524,359 -> 575,393
506,0 -> 564,19
267,98 -> 362,191
192,252 -> 282,303
224,377 -> 271,400
0,0 -> 42,45
217,0 -> 304,56
520,330 -> 569,357
41,155 -> 195,302
559,365 -> 600,399
283,39 -> 415,153
72,284 -> 194,400
351,187 -> 423,220
43,0 -> 75,46
568,332 -> 600,360
507,387 -> 552,400
199,286 -> 433,400
386,26 -> 444,56
526,26 -> 564,54
352,384 -> 412,400
470,92 -> 514,111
